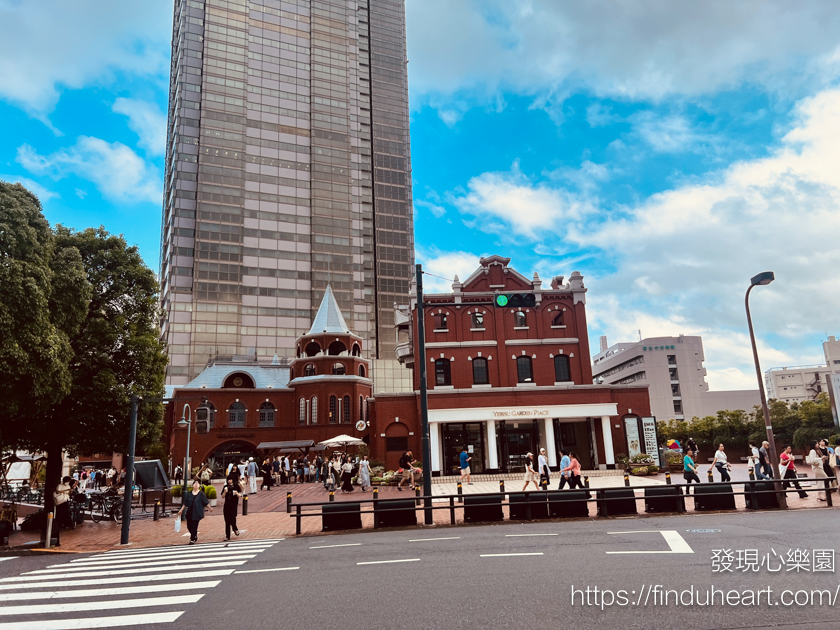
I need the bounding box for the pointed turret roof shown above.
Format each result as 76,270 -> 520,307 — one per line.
308,285 -> 351,335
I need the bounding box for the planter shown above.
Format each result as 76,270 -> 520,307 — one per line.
210,499 -> 217,507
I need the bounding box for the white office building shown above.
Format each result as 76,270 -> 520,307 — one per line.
765,335 -> 840,404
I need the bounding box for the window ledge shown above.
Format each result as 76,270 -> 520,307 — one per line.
469,328 -> 486,332
550,325 -> 567,329
433,329 -> 449,333
516,382 -> 537,387
513,326 -> 530,330
471,383 -> 492,388
553,381 -> 574,386
434,385 -> 454,389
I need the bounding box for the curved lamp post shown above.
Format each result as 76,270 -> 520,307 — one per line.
177,404 -> 193,496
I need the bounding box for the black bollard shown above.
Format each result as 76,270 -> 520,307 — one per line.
153,500 -> 160,521
286,491 -> 292,514
748,468 -> 755,481
624,474 -> 630,487
707,468 -> 714,483
457,481 -> 463,504
415,486 -> 421,507
499,479 -> 505,493
242,495 -> 248,516
665,471 -> 672,485
329,491 -> 335,502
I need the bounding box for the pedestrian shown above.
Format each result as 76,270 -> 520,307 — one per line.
261,458 -> 273,491
459,446 -> 472,485
557,449 -> 571,489
177,480 -> 212,544
227,461 -> 241,490
780,445 -> 808,498
284,456 -> 291,484
174,465 -> 183,486
53,476 -> 73,547
818,439 -> 834,488
538,447 -> 550,489
562,452 -> 585,489
272,457 -> 281,486
325,459 -> 337,492
331,456 -> 342,488
758,441 -> 773,480
522,452 -> 540,491
237,460 -> 246,480
831,438 -> 840,487
106,467 -> 115,487
357,455 -> 372,492
713,444 -> 731,482
807,440 -> 829,501
247,457 -> 259,494
683,449 -> 701,493
340,457 -> 355,493
315,454 -> 323,484
397,451 -> 414,491
686,437 -> 698,461
748,442 -> 765,480
221,477 -> 241,540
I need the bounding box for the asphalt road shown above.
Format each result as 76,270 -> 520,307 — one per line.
1,509 -> 839,629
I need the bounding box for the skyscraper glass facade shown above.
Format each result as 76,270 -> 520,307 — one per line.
160,0 -> 413,389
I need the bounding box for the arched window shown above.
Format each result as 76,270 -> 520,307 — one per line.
435,358 -> 451,386
471,312 -> 484,329
206,402 -> 216,428
434,313 -> 448,330
516,356 -> 533,383
328,340 -> 347,355
289,367 -> 294,379
329,395 -> 338,424
228,402 -> 246,428
352,343 -> 361,356
554,355 -> 571,382
311,396 -> 318,424
304,341 -> 321,357
514,311 -> 527,327
359,396 -> 365,422
332,362 -> 346,375
298,398 -> 306,425
343,395 -> 351,423
259,401 -> 275,427
358,364 -> 366,378
304,363 -> 316,377
552,312 -> 564,326
472,357 -> 489,385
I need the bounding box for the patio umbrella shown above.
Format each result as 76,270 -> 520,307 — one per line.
667,439 -> 681,450
318,434 -> 366,449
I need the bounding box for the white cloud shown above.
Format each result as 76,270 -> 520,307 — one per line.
407,1 -> 840,109
0,174 -> 58,202
416,247 -> 483,293
17,137 -> 161,203
415,199 -> 446,218
628,111 -> 716,154
443,87 -> 840,376
0,0 -> 170,115
113,98 -> 167,156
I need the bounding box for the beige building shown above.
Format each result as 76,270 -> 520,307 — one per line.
592,335 -> 759,422
765,335 -> 840,404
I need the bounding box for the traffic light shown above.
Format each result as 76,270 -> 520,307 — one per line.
494,293 -> 536,308
195,400 -> 211,434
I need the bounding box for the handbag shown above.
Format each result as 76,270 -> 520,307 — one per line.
778,463 -> 788,477
174,518 -> 181,533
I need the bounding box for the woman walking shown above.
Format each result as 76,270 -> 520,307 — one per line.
177,480 -> 212,544
713,444 -> 731,482
221,476 -> 241,540
808,440 -> 829,501
522,452 -> 540,491
340,457 -> 355,493
562,452 -> 585,490
357,455 -> 372,492
818,440 -> 835,490
683,449 -> 701,494
780,445 -> 808,499
261,458 -> 273,491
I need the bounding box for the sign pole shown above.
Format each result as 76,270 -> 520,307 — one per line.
416,264 -> 433,525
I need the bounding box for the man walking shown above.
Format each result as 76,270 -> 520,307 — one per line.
749,442 -> 766,480
557,449 -> 571,489
459,447 -> 472,485
315,454 -> 323,484
538,448 -> 550,489
759,441 -> 773,479
398,451 -> 414,491
247,457 -> 258,494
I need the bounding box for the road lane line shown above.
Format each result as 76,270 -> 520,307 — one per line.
235,567 -> 300,574
0,581 -> 221,602
0,611 -> 184,629
309,543 -> 362,549
0,594 -> 203,617
0,569 -> 235,590
480,553 -> 544,557
505,533 -> 558,537
606,530 -> 694,554
357,559 -> 420,565
408,537 -> 460,542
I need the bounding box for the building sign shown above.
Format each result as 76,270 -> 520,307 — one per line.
829,374 -> 840,429
641,417 -> 661,466
216,433 -> 256,439
624,417 -> 642,457
492,409 -> 549,418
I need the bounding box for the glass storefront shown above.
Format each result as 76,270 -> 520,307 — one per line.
497,420 -> 539,472
441,423 -> 485,476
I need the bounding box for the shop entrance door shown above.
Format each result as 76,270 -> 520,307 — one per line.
441,423 -> 485,476
498,420 -> 539,472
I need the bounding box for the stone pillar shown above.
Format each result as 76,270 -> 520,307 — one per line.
543,418 -> 557,466
601,415 -> 615,466
430,422 -> 441,474
486,420 -> 499,471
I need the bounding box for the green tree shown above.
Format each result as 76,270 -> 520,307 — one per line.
792,394 -> 835,449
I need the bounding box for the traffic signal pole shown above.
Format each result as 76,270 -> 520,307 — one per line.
416,264 -> 433,525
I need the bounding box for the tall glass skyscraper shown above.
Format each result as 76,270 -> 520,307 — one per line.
160,0 -> 414,390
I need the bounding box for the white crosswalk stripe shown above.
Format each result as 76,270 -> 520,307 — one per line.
0,540 -> 280,628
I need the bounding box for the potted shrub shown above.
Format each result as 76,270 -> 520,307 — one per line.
205,485 -> 217,507
171,485 -> 182,499
632,466 -> 649,476
647,465 -> 660,475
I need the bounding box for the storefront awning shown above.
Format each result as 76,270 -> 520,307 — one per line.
257,440 -> 315,450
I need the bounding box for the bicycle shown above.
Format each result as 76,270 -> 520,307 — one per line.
89,491 -> 123,523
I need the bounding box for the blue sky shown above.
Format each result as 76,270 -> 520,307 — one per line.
1,0 -> 840,390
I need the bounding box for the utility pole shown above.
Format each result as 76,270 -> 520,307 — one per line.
120,395 -> 140,545
416,264 -> 433,524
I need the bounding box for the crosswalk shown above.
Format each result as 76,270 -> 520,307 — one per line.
0,539 -> 283,629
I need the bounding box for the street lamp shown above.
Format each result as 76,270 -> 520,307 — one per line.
177,404 -> 193,497
745,271 -> 782,488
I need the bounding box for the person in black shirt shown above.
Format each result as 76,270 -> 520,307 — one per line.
221,477 -> 241,540
398,451 -> 414,491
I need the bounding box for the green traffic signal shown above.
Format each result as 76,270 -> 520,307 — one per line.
495,294 -> 509,307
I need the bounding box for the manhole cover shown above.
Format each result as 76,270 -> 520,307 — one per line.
686,528 -> 721,533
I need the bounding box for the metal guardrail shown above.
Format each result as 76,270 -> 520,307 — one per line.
287,476 -> 837,535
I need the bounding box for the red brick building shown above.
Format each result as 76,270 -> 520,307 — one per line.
167,257 -> 655,476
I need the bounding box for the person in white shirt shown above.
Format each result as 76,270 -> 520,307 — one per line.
537,448 -> 550,489
713,444 -> 731,482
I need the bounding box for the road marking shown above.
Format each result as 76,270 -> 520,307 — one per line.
8,560 -> 247,582
75,543 -> 274,563
67,550 -> 266,567
0,558 -> 16,563
0,611 -> 183,629
39,554 -> 258,573
235,567 -> 300,574
408,537 -> 460,542
309,543 -> 362,549
505,533 -> 558,537
0,569 -> 236,590
0,594 -> 203,617
606,530 -> 694,554
0,580 -> 221,602
481,553 -> 544,557
101,539 -> 283,556
357,559 -> 420,565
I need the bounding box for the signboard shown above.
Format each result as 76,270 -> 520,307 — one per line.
492,409 -> 549,418
624,417 -> 642,458
829,374 -> 840,429
641,417 -> 661,466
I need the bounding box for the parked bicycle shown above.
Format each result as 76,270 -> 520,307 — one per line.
89,489 -> 123,523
